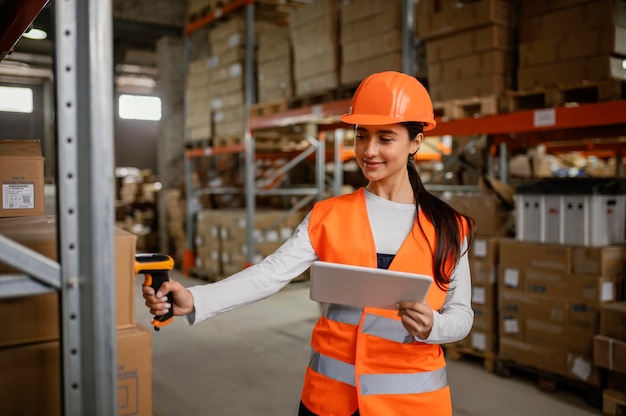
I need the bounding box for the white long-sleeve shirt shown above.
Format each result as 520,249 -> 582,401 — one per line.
187,189 -> 473,344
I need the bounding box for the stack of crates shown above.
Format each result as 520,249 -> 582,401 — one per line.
514,178 -> 626,246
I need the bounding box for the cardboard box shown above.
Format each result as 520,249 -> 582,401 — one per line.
519,0 -> 626,42
0,139 -> 45,218
0,216 -> 137,347
426,24 -> 514,63
600,302 -> 626,341
0,324 -> 152,416
440,192 -> 511,237
498,239 -> 572,273
571,246 -> 625,276
523,268 -> 620,303
499,337 -> 602,386
594,335 -> 626,374
518,55 -> 626,90
415,0 -> 514,41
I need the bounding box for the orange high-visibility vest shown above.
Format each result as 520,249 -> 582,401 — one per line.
302,188 -> 465,416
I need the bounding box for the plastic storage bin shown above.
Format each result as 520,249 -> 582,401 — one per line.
514,178 -> 626,247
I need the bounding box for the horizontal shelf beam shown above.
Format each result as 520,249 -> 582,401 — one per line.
0,274 -> 57,298
184,0 -> 253,37
430,100 -> 626,137
0,234 -> 60,289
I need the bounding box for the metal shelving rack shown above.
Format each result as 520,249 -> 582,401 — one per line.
181,0 -> 419,272
0,0 -> 118,415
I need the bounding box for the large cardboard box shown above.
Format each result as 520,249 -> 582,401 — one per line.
600,302 -> 626,341
0,216 -> 137,347
0,139 -> 45,218
594,335 -> 626,374
0,324 -> 152,416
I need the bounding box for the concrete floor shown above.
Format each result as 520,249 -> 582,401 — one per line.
134,270 -> 602,416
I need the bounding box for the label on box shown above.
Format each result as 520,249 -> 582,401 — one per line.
503,318 -> 520,334
472,287 -> 486,305
503,268 -> 520,288
471,332 -> 487,351
2,183 -> 35,209
472,240 -> 488,257
601,281 -> 615,302
570,356 -> 592,381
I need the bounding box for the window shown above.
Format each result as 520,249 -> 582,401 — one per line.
118,94 -> 161,121
0,86 -> 34,113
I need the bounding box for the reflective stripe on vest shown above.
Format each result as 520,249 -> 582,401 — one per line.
325,305 -> 414,344
360,367 -> 448,396
310,351 -> 448,395
309,351 -> 356,387
324,304 -> 362,326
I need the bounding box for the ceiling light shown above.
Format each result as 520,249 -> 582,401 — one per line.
22,28 -> 47,40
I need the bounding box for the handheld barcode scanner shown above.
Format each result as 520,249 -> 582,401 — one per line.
134,253 -> 175,331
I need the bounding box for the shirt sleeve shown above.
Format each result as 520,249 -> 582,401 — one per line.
184,213 -> 318,325
416,237 -> 474,344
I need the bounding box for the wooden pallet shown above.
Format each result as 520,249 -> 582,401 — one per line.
289,84 -> 358,109
604,389 -> 626,416
249,99 -> 289,117
443,344 -> 496,373
494,358 -> 603,409
213,135 -> 245,148
502,80 -> 626,113
433,95 -> 500,120
189,266 -> 224,283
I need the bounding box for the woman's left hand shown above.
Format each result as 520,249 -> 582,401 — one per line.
397,301 -> 434,339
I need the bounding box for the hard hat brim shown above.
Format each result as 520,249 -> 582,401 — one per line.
340,113 -> 436,131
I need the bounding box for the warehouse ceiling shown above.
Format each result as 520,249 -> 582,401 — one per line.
1,0 -> 303,92
0,0 -> 187,92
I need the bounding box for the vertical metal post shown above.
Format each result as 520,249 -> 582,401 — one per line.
56,0 -> 117,415
333,129 -> 344,196
316,130 -> 326,199
244,2 -> 256,264
401,0 -> 415,74
183,35 -> 196,274
499,142 -> 509,183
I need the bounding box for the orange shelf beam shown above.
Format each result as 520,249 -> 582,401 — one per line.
185,0 -> 253,37
185,143 -> 246,159
429,100 -> 626,137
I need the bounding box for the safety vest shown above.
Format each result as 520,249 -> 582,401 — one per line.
302,188 -> 462,416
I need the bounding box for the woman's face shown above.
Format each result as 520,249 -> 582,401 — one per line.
354,124 -> 422,184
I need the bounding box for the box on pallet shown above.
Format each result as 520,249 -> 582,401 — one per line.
0,216 -> 138,347
0,324 -> 152,416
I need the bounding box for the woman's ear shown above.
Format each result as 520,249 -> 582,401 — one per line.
411,132 -> 424,154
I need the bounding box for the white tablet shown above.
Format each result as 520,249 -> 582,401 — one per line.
309,261 -> 433,310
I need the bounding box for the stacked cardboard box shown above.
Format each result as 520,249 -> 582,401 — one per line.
594,302 -> 626,413
456,237 -> 499,355
340,0 -> 402,86
256,22 -> 293,104
0,216 -> 152,415
415,0 -> 516,104
0,140 -> 45,218
289,0 -> 340,97
194,208 -> 307,279
164,188 -> 188,267
498,239 -> 625,386
186,57 -> 213,142
518,0 -> 626,90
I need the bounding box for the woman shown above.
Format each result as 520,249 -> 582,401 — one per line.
143,71 -> 475,416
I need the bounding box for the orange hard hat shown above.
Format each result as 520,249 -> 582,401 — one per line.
340,71 -> 436,130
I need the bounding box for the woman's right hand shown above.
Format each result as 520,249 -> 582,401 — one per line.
143,279 -> 195,317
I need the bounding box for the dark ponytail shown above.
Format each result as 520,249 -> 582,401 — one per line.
402,122 -> 476,291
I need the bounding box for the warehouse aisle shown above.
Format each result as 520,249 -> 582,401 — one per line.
135,270 -> 601,416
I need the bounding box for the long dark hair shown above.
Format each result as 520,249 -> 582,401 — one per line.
402,122 -> 476,291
